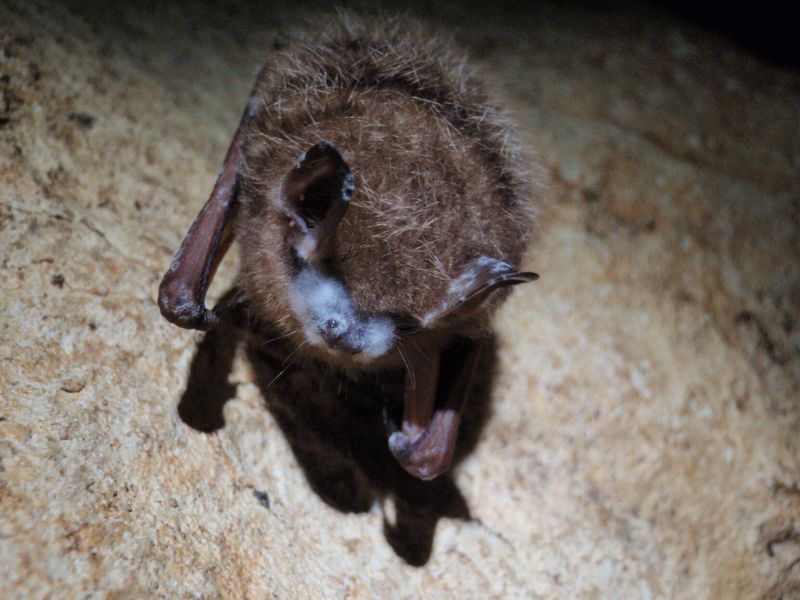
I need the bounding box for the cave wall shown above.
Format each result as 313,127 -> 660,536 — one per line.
2,1 -> 799,597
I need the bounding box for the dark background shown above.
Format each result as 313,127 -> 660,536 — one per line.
654,0 -> 799,70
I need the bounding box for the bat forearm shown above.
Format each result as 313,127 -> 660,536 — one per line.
158,65 -> 268,331
158,140 -> 241,330
390,338 -> 481,480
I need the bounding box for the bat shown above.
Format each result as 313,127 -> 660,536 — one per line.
158,16 -> 540,480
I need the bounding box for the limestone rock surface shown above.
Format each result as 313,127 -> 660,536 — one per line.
2,1 -> 799,598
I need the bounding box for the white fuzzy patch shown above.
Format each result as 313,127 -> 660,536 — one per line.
356,315 -> 395,359
288,268 -> 395,359
288,269 -> 353,344
267,184 -> 285,211
423,256 -> 513,326
294,235 -> 316,262
246,96 -> 261,118
448,256 -> 512,300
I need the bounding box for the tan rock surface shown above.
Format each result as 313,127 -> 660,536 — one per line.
2,1 -> 799,598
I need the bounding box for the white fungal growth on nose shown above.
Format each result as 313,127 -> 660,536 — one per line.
287,268 -> 395,359
288,269 -> 354,344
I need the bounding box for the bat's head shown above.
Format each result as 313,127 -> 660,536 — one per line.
239,140 -> 537,368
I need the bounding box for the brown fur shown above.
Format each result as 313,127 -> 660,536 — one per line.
236,15 -> 541,367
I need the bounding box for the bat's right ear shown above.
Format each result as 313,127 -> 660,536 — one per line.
281,141 -> 354,263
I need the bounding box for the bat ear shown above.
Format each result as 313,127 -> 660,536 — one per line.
282,141 -> 354,262
422,257 -> 538,327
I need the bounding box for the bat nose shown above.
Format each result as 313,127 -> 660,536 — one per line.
319,319 -> 361,355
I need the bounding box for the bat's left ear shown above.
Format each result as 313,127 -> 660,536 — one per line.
422,256 -> 538,327
281,141 -> 354,263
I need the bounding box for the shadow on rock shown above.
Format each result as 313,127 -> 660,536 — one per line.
178,295 -> 496,566
177,291 -> 246,432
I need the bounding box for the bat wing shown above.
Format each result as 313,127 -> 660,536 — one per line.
158,67 -> 267,330
388,337 -> 481,480
422,256 -> 538,328
388,257 -> 538,480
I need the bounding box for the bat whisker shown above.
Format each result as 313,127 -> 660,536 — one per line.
265,341 -> 308,391
410,339 -> 428,360
395,342 -> 416,390
280,340 -> 307,368
260,329 -> 299,347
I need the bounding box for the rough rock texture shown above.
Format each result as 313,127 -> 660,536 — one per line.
1,1 -> 799,598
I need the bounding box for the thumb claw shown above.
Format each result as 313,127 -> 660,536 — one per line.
387,426 -> 451,481
388,431 -> 410,454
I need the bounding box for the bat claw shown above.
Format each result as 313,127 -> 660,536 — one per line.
382,406 -> 399,437
388,410 -> 458,481
388,338 -> 480,480
388,431 -> 410,453
389,430 -> 448,481
158,280 -> 219,331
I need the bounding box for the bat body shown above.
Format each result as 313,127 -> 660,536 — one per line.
159,17 -> 540,480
